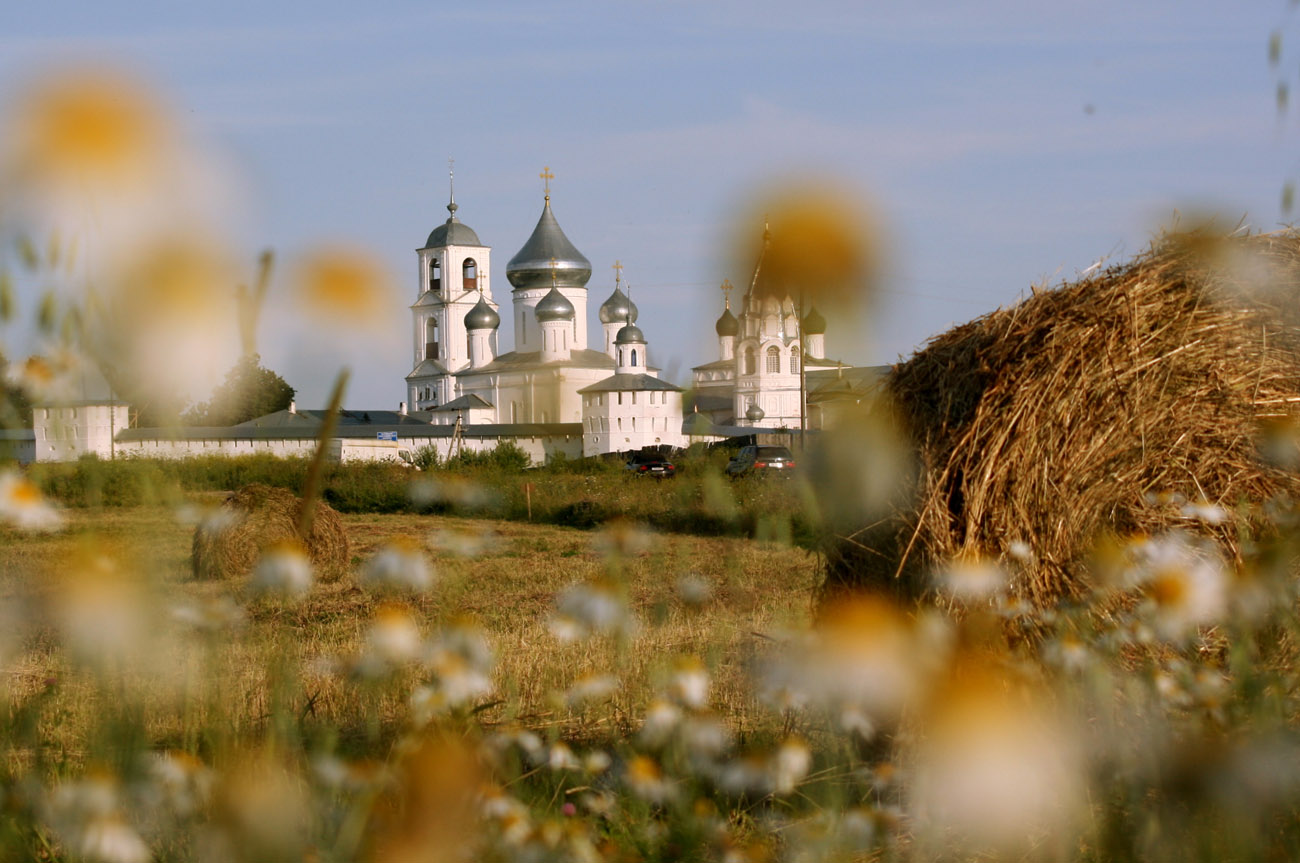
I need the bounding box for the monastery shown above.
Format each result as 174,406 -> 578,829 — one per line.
5,172 -> 877,465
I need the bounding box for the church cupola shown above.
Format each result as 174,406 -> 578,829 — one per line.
614,320 -> 647,374
803,305 -> 827,359
714,279 -> 738,362
599,261 -> 638,358
537,262 -> 575,362
507,168 -> 591,351
465,294 -> 500,369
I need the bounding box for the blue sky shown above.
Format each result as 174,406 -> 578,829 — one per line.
0,1 -> 1292,407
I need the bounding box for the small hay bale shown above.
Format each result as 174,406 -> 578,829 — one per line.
825,231 -> 1300,605
191,484 -> 350,582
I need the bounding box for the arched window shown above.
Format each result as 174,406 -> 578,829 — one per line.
425,319 -> 439,360
743,347 -> 757,376
766,346 -> 781,374
631,349 -> 638,367
463,258 -> 477,291
790,346 -> 801,376
430,259 -> 441,293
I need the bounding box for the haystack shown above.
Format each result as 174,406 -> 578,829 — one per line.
191,484 -> 350,582
824,231 -> 1300,605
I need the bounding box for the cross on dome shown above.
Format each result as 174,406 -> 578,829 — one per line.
540,165 -> 554,200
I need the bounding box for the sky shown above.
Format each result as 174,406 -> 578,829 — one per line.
0,1 -> 1295,408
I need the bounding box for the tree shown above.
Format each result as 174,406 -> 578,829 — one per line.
185,353 -> 295,426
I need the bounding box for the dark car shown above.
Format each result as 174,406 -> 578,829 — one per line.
625,451 -> 677,478
726,445 -> 797,477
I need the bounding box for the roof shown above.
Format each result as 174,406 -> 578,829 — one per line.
691,358 -> 735,372
460,348 -> 618,374
430,393 -> 494,412
578,373 -> 682,394
412,291 -> 441,308
464,296 -> 500,330
406,358 -> 450,379
423,203 -> 483,248
506,197 -> 592,290
614,323 -> 645,344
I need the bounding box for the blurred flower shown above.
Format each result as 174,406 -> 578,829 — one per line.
312,754 -> 391,793
548,742 -> 582,772
624,755 -> 675,804
144,751 -> 214,818
361,603 -> 423,668
52,547 -> 148,670
668,655 -> 710,709
45,773 -> 150,863
1042,631 -> 1092,673
428,525 -> 500,557
1180,500 -> 1228,525
675,572 -> 712,607
411,620 -> 494,718
369,739 -> 482,863
1134,532 -> 1228,641
564,672 -> 620,707
0,468 -> 64,531
5,67 -> 170,193
248,541 -> 313,599
910,667 -> 1084,856
291,245 -> 393,331
594,519 -> 654,558
360,538 -> 433,593
771,738 -> 812,794
550,578 -> 636,642
935,556 -> 1008,601
4,350 -> 83,404
214,755 -> 310,861
680,714 -> 733,760
1007,539 -> 1035,564
637,699 -> 683,749
170,595 -> 244,633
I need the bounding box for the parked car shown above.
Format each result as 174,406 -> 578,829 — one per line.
625,451 -> 677,478
726,445 -> 797,477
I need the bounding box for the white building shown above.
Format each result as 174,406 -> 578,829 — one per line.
404,176 -> 685,454
690,225 -> 844,430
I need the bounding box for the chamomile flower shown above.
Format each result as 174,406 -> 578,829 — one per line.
624,756 -> 675,804
668,655 -> 711,709
249,541 -> 313,599
0,469 -> 64,532
359,539 -> 432,593
936,556 -> 1008,601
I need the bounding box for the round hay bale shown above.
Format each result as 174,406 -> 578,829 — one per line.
825,231 -> 1300,605
191,484 -> 350,583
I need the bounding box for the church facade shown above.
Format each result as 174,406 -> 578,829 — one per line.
403,176 -> 688,457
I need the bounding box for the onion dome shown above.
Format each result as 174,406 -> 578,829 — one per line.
507,197 -> 592,290
464,295 -> 500,331
760,295 -> 781,317
802,306 -> 827,335
424,201 -> 481,248
715,307 -> 739,337
615,322 -> 646,345
535,286 -> 575,322
746,402 -> 766,423
599,287 -> 638,324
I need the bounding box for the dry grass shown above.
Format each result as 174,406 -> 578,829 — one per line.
191,483 -> 350,582
827,231 -> 1300,605
0,506 -> 819,764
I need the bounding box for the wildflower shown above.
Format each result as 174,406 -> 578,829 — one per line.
170,595 -> 244,632
292,246 -> 394,330
145,751 -> 213,818
624,755 -> 675,804
1134,532 -> 1228,641
360,539 -> 432,593
1043,631 -> 1092,673
52,548 -> 148,670
936,556 -> 1008,601
806,594 -> 921,723
668,655 -> 710,709
550,578 -> 636,641
770,738 -> 812,794
0,469 -> 64,531
582,750 -> 612,774
637,699 -> 683,749
680,714 -> 733,759
1180,500 -> 1228,525
548,743 -> 582,772
249,541 -> 313,599
45,774 -> 150,863
595,519 -> 654,558
1007,539 -> 1035,564
312,755 -> 390,792
715,754 -> 771,796
362,603 -> 423,666
428,525 -> 499,557
564,672 -> 619,707
675,572 -> 712,607
78,816 -> 151,863
910,666 -> 1084,855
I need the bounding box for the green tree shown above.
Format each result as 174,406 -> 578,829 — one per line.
0,352 -> 33,428
185,353 -> 295,426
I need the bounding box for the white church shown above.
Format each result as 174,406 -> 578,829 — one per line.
6,172 -> 875,466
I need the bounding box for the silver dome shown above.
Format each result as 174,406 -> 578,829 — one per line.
615,323 -> 646,344
424,201 -> 482,248
745,402 -> 766,422
506,197 -> 592,291
598,287 -> 638,324
464,296 -> 500,330
535,286 -> 575,322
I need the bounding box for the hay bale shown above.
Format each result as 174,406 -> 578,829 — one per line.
825,231 -> 1300,605
191,484 -> 350,582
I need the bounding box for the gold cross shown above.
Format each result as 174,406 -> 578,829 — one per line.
721,278 -> 733,309
540,166 -> 554,197
612,260 -> 623,287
